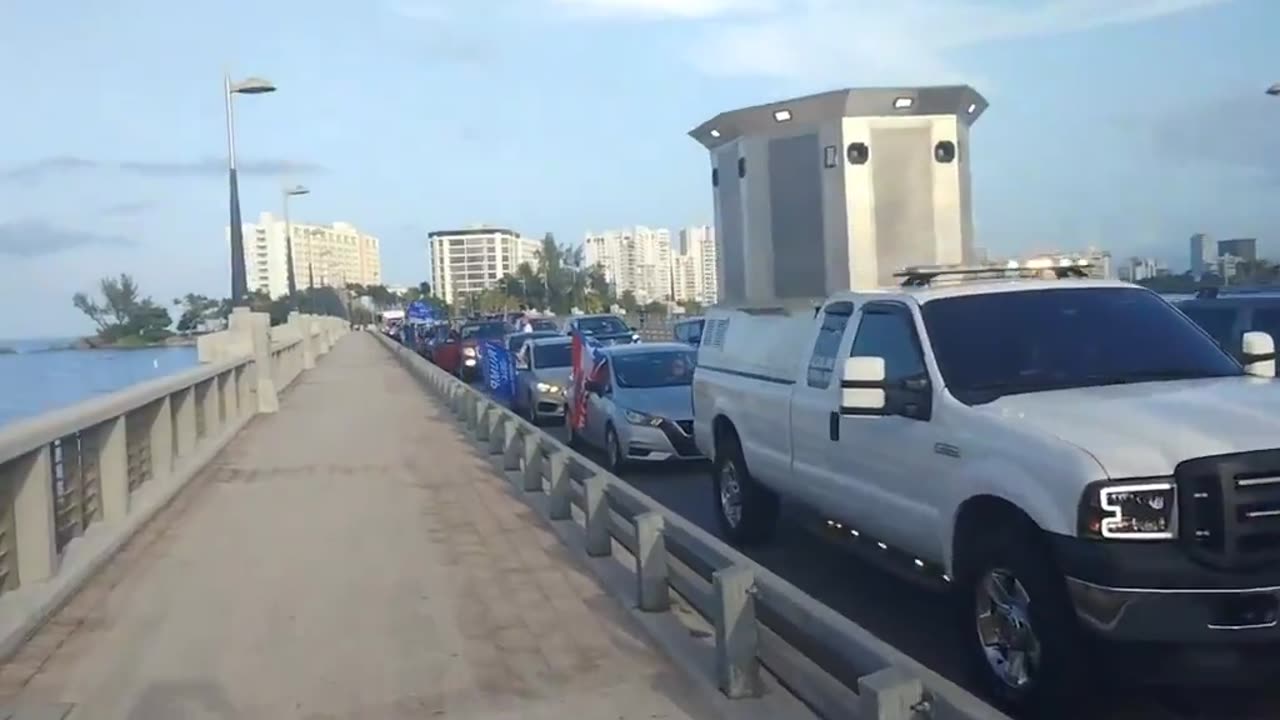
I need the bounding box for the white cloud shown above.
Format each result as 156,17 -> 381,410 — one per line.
551,0 -> 777,19
552,0 -> 1232,84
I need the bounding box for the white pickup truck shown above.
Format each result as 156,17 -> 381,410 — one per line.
692,266 -> 1280,713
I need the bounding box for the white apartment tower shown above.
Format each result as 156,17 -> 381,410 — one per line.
676,225 -> 718,305
429,227 -> 542,306
231,212 -> 382,299
583,226 -> 674,303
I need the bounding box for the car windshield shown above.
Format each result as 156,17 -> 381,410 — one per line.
461,322 -> 508,340
612,350 -> 697,388
533,343 -> 573,368
921,287 -> 1243,404
577,316 -> 628,335
508,332 -> 557,353
530,319 -> 559,332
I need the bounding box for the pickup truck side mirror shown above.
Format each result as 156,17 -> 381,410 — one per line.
515,355 -> 529,370
840,357 -> 887,414
585,378 -> 606,395
1243,331 -> 1276,378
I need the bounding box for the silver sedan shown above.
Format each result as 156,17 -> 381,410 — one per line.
563,343 -> 703,474
513,337 -> 573,424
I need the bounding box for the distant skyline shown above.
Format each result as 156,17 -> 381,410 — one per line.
1,0 -> 1277,336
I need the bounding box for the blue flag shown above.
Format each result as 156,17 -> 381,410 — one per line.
482,340 -> 517,403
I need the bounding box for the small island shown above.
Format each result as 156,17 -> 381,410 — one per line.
72,274 -> 187,349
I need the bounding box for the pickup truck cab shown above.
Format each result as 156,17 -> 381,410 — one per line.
693,265 -> 1280,713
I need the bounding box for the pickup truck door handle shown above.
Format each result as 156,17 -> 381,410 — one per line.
829,411 -> 839,442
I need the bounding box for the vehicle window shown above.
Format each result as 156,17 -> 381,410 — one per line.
1249,308 -> 1280,345
612,350 -> 698,388
674,324 -> 688,342
533,343 -> 573,369
849,307 -> 926,382
577,316 -> 629,335
507,334 -> 531,354
1180,306 -> 1238,349
461,322 -> 508,340
530,319 -> 559,332
807,304 -> 853,389
922,288 -> 1242,404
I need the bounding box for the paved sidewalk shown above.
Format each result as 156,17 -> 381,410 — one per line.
0,333 -> 719,720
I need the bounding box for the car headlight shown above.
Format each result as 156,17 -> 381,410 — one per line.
624,409 -> 663,427
1079,479 -> 1176,540
462,347 -> 477,358
535,382 -> 561,394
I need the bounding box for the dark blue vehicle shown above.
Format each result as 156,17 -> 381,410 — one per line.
1175,287 -> 1280,360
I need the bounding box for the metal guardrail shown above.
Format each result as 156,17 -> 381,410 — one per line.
376,331 -> 1010,720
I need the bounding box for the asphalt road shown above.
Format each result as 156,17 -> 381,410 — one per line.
466,373 -> 1280,720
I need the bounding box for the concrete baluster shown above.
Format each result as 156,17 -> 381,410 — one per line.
547,451 -> 572,521
91,415 -> 129,522
520,435 -> 542,491
635,512 -> 669,612
11,447 -> 57,584
713,564 -> 763,699
171,387 -> 197,460
501,422 -> 521,471
486,411 -> 505,455
148,396 -> 174,483
291,311 -> 316,370
475,404 -> 492,442
219,371 -> 235,426
584,474 -> 611,557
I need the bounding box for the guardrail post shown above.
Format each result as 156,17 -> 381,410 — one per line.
11,447 -> 57,583
487,411 -> 505,455
547,451 -> 572,521
149,395 -> 174,483
520,434 -> 542,491
584,474 -> 611,557
635,512 -> 669,612
858,667 -> 927,720
501,421 -> 521,471
713,564 -> 763,699
475,404 -> 492,442
92,415 -> 129,522
231,308 -> 278,414
463,394 -> 477,428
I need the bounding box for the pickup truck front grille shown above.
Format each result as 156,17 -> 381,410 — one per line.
1178,450 -> 1280,570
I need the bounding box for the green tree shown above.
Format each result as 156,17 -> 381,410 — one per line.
642,300 -> 668,317
73,274 -> 173,344
619,290 -> 640,314
682,300 -> 704,315
172,293 -> 222,334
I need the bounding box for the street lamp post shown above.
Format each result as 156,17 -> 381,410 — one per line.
282,185 -> 310,298
224,73 -> 277,306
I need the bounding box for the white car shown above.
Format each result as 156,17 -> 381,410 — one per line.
692,266 -> 1280,714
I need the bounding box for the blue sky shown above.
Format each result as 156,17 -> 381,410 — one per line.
0,0 -> 1276,337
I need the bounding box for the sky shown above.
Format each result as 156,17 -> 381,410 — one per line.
0,0 -> 1277,337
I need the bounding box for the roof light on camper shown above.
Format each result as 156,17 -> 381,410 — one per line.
709,128 -> 722,138
893,97 -> 914,109
967,102 -> 977,114
773,109 -> 793,122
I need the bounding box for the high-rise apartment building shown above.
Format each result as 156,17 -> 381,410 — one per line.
1189,233 -> 1216,278
231,212 -> 382,299
1218,238 -> 1258,264
583,226 -> 673,303
428,227 -> 542,306
677,225 -> 718,306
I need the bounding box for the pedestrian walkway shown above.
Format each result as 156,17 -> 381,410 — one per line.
0,333 -> 720,720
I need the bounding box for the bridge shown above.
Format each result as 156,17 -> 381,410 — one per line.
9,305 -> 1279,719
0,308 -> 1011,720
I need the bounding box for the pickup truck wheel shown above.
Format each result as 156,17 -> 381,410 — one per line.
960,530 -> 1084,716
712,434 -> 777,545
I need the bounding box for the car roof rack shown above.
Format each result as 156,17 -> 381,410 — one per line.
894,262 -> 1090,288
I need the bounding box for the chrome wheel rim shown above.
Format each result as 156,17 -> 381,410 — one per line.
975,569 -> 1041,691
719,461 -> 743,528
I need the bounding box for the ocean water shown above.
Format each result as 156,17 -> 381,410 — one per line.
0,338 -> 198,428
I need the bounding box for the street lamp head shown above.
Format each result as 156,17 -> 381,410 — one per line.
285,184 -> 310,197
1267,83 -> 1280,97
231,77 -> 277,95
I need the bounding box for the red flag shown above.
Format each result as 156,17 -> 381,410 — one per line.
570,332 -> 589,430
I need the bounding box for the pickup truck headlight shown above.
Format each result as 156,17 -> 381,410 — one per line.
1079,479 -> 1176,540
535,382 -> 561,394
624,409 -> 663,427
462,347 -> 477,358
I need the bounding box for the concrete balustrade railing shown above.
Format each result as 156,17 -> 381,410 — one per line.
375,331 -> 1009,720
0,308 -> 348,661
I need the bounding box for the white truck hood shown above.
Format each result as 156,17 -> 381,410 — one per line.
976,377 -> 1280,478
